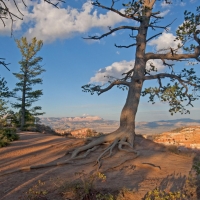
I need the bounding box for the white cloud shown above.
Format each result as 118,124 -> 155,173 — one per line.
0,1 -> 125,42
90,59 -> 167,84
158,9 -> 170,17
90,60 -> 134,84
148,32 -> 182,53
0,0 -> 126,43
116,51 -> 120,55
146,59 -> 166,72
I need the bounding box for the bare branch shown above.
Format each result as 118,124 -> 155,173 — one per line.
122,68 -> 134,80
148,18 -> 176,31
82,80 -> 130,95
145,46 -> 200,61
13,0 -> 25,16
44,0 -> 65,8
92,0 -> 141,22
0,58 -> 10,71
151,11 -> 166,19
115,43 -> 137,48
146,32 -> 162,43
83,26 -> 139,40
0,0 -> 65,34
94,80 -> 130,95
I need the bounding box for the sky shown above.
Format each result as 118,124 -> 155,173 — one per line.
0,0 -> 200,122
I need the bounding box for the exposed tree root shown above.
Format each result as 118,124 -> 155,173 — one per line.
142,162 -> 161,170
66,129 -> 139,169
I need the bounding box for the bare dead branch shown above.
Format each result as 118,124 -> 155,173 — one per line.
92,0 -> 141,22
148,18 -> 176,31
0,58 -> 10,71
83,26 -> 139,40
122,68 -> 134,80
151,11 -> 165,19
146,32 -> 162,43
44,0 -> 65,8
13,0 -> 25,16
115,43 -> 137,48
94,80 -> 130,95
145,46 -> 200,61
0,0 -> 65,35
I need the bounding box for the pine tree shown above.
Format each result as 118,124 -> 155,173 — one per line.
12,37 -> 45,129
0,76 -> 12,118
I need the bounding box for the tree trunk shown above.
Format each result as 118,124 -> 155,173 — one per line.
118,8 -> 150,144
21,73 -> 27,129
119,80 -> 144,145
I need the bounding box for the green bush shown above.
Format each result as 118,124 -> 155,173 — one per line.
144,187 -> 187,200
0,128 -> 19,147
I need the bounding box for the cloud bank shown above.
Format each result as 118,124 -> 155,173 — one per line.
0,0 -> 126,43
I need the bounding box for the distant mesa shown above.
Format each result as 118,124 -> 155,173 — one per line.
152,126 -> 200,151
39,117 -> 200,135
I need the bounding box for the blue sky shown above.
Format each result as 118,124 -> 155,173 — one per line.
0,0 -> 200,122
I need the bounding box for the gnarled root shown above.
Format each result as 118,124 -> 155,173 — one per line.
66,129 -> 139,169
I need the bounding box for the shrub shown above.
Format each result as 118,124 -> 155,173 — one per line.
0,128 -> 19,147
144,187 -> 187,200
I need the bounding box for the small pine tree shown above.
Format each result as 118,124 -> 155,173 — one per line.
0,76 -> 12,118
12,37 -> 45,129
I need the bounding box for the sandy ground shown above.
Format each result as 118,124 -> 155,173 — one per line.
0,132 -> 196,199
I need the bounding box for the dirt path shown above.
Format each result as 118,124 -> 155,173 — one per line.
0,132 -> 195,199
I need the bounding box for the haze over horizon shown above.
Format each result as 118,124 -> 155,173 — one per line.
1,0 -> 200,122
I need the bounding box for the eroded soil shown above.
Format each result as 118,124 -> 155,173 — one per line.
0,132 -> 196,200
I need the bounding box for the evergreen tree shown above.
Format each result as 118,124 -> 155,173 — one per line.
12,37 -> 45,129
0,76 -> 12,118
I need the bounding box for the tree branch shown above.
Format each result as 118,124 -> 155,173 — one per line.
83,26 -> 139,40
148,18 -> 176,31
146,32 -> 162,43
92,0 -> 141,22
144,73 -> 198,88
0,58 -> 10,71
82,80 -> 130,95
145,46 -> 200,61
0,0 -> 64,34
142,70 -> 200,112
115,43 -> 137,48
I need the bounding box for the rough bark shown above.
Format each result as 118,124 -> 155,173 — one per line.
21,72 -> 27,129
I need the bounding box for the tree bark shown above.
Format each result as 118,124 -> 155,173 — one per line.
21,72 -> 27,129
119,80 -> 144,145
118,6 -> 151,144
